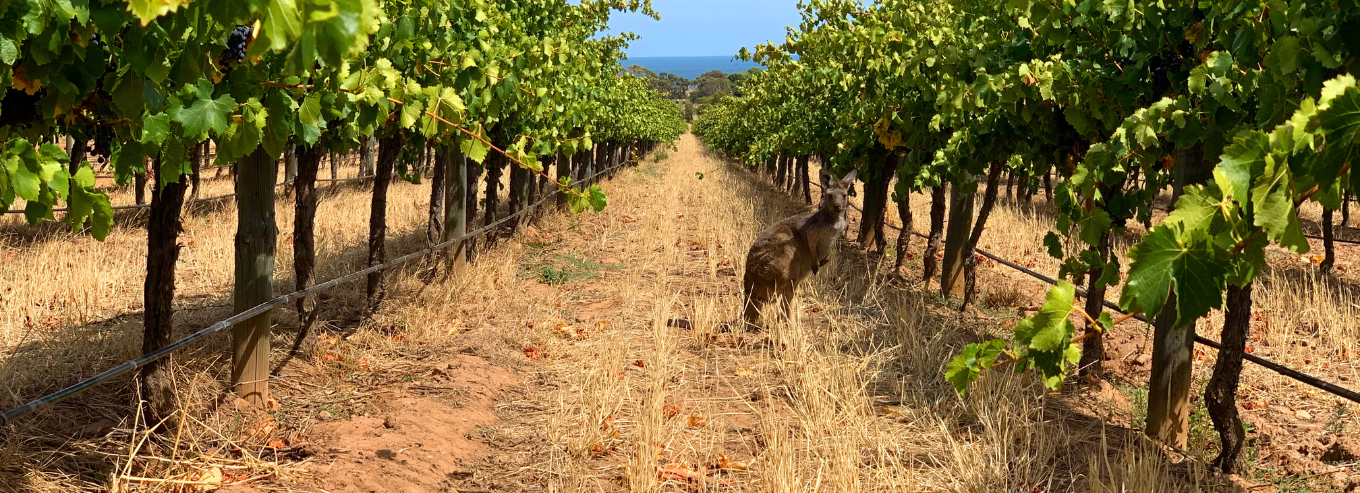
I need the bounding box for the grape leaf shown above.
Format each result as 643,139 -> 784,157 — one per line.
1163,184 -> 1222,233
461,136 -> 489,163
1015,280 -> 1075,352
1120,224 -> 1227,325
179,94 -> 237,137
945,339 -> 1006,395
1273,36 -> 1302,74
1250,154 -> 1308,253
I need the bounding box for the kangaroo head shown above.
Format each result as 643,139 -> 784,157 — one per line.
818,168 -> 857,222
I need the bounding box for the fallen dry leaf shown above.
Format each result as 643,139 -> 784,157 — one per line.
242,417 -> 276,440
555,323 -> 584,339
632,359 -> 648,368
662,402 -> 681,419
266,439 -> 288,449
716,453 -> 751,471
658,462 -> 696,481
685,413 -> 709,428
197,466 -> 223,490
523,346 -> 544,359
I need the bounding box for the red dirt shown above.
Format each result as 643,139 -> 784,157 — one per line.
296,354 -> 517,493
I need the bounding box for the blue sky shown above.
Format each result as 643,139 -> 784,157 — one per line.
607,1 -> 804,58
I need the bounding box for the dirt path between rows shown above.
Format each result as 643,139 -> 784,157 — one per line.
6,133 -> 1353,492
203,134 -> 1257,493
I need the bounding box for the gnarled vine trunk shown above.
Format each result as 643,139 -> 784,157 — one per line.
922,186 -> 946,286
1207,281 -> 1253,473
291,142 -> 325,357
428,139 -> 446,246
799,155 -> 812,204
366,133 -> 406,308
1322,207 -> 1335,274
960,163 -> 1003,309
142,158 -> 189,420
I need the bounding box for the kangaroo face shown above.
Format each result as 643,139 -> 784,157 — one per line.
819,168 -> 857,231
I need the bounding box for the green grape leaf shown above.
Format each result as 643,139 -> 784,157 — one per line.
1077,209 -> 1111,246
1320,84 -> 1360,148
587,183 -> 607,212
1251,155 -> 1308,253
1164,184 -> 1222,233
945,339 -> 1006,395
0,38 -> 17,65
1015,280 -> 1076,352
262,0 -> 303,53
179,94 -> 237,137
24,201 -> 51,225
141,113 -> 172,145
1216,132 -> 1268,206
399,100 -> 424,129
461,136 -> 489,163
299,92 -> 323,127
1044,231 -> 1064,259
127,0 -> 189,25
1120,224 -> 1226,325
1273,36 -> 1302,74
90,190 -> 113,240
72,165 -> 96,189
65,187 -> 95,231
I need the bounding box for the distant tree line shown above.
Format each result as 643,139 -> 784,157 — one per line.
626,65 -> 764,121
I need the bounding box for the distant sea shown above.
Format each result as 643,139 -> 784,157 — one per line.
622,56 -> 763,79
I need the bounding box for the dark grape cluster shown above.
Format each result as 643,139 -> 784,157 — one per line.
89,33 -> 105,48
91,124 -> 113,164
1149,55 -> 1174,97
220,24 -> 252,65
1149,40 -> 1193,98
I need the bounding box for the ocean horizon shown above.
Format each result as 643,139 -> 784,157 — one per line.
621,56 -> 763,79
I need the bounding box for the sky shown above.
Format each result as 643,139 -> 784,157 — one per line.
606,0 -> 804,58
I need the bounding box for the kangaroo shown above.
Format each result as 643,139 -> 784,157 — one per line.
742,168 -> 857,325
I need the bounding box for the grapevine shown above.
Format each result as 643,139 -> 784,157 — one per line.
694,0 -> 1360,473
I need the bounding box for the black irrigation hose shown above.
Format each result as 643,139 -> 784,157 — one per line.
964,243 -> 1360,404
1303,233 -> 1360,246
5,175 -> 379,215
0,160 -> 628,426
799,178 -> 1360,404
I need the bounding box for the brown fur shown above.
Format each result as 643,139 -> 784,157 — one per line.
743,168 -> 856,325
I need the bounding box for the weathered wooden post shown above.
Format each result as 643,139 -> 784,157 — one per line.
940,175 -> 975,297
442,142 -> 469,274
232,146 -> 278,406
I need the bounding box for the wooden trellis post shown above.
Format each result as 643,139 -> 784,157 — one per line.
232,146 -> 278,406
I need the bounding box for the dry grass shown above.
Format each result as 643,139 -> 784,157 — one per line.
0,153 -> 436,492
495,135 -> 1214,492
853,168 -> 1360,455
8,133 -> 1327,492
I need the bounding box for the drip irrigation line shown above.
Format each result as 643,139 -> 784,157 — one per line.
5,175 -> 379,215
1303,233 -> 1360,246
797,178 -> 1360,404
0,160 -> 629,426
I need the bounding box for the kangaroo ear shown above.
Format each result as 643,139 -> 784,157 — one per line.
840,169 -> 858,187
819,167 -> 833,190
